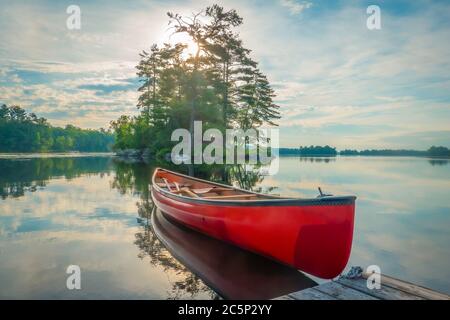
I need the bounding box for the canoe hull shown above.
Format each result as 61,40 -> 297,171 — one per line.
152,209 -> 318,299
152,186 -> 355,279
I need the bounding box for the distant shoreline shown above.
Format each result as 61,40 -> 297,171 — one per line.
278,146 -> 450,158
1,152 -> 449,162
0,152 -> 115,159
278,154 -> 450,159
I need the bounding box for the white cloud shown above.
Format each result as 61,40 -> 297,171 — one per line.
0,0 -> 449,147
280,0 -> 313,15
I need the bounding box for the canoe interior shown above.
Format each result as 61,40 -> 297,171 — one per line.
154,168 -> 278,200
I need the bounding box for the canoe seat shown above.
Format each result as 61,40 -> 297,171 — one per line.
189,187 -> 233,194
202,194 -> 259,199
156,182 -> 192,188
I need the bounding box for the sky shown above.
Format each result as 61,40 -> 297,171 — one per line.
0,0 -> 449,149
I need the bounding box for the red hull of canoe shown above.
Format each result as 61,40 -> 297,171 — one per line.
152,209 -> 318,299
151,176 -> 355,279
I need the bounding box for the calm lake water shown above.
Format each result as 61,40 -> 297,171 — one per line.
0,155 -> 449,298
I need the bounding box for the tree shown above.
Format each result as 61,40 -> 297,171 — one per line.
0,104 -> 9,121
110,115 -> 135,150
0,104 -> 113,152
136,44 -> 164,125
112,4 -> 281,163
166,5 -> 280,133
428,146 -> 450,157
9,105 -> 28,122
236,70 -> 280,129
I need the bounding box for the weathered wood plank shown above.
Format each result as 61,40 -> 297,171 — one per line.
288,288 -> 337,300
314,282 -> 379,300
362,273 -> 450,300
337,277 -> 425,300
272,295 -> 295,300
275,269 -> 449,300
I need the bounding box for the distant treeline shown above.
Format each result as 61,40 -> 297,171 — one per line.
340,146 -> 450,157
279,145 -> 450,157
279,146 -> 337,156
0,104 -> 114,153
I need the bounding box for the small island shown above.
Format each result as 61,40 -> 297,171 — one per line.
278,145 -> 450,158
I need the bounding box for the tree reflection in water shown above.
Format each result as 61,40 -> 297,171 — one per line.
2,155 -> 448,297
428,159 -> 449,166
111,160 -> 319,299
298,156 -> 336,163
111,160 -> 223,299
111,161 -> 272,299
134,201 -> 219,299
0,157 -> 112,199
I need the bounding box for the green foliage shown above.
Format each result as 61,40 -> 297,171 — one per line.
278,148 -> 301,156
299,145 -> 337,156
427,146 -> 450,157
111,5 -> 280,155
340,149 -> 425,156
0,104 -> 114,153
281,146 -> 450,158
339,149 -> 360,156
340,147 -> 450,157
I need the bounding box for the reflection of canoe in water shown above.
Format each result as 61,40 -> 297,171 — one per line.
151,209 -> 318,299
152,168 -> 356,279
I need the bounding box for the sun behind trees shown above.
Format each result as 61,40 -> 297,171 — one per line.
110,5 -> 280,159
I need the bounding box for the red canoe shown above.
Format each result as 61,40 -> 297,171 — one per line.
152,209 -> 318,299
151,168 -> 356,279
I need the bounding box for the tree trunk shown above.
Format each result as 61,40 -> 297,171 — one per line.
188,46 -> 202,175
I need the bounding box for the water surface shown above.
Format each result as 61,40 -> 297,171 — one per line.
0,155 -> 449,298
261,156 -> 450,294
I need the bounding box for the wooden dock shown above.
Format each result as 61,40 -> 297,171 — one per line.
275,267 -> 450,300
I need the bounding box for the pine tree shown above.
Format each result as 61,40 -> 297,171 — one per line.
115,4 -> 281,160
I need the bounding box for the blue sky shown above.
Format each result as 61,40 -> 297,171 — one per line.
0,0 -> 449,149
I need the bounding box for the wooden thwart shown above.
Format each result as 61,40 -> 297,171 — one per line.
156,182 -> 192,189
178,188 -> 200,198
173,187 -> 234,195
202,194 -> 259,199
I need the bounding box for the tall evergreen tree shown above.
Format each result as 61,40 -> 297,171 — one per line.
113,4 -> 281,162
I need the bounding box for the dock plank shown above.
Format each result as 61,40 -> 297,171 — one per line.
362,273 -> 450,300
272,295 -> 295,300
314,282 -> 379,300
274,268 -> 449,300
288,288 -> 337,300
337,277 -> 425,300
